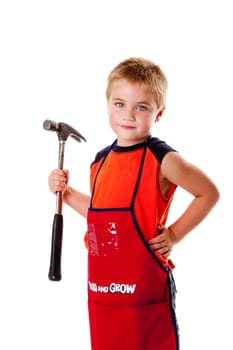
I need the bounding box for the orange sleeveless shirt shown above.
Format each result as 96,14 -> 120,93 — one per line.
85,137 -> 177,268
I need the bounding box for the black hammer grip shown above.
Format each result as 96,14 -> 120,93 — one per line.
48,213 -> 63,281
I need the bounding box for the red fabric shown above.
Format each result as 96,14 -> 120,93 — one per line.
87,210 -> 178,350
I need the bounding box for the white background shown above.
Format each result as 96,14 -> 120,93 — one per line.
0,0 -> 232,349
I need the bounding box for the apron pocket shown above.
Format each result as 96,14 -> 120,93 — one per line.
88,301 -> 178,350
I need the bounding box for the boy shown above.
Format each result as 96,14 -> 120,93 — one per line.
48,57 -> 219,349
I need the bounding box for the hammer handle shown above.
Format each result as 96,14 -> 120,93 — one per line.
48,140 -> 65,281
44,119 -> 86,282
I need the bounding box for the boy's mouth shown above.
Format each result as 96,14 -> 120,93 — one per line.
120,124 -> 135,130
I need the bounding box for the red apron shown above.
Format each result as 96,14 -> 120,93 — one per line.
87,144 -> 179,350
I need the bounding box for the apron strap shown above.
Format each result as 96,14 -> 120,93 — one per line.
90,140 -> 116,208
130,144 -> 147,209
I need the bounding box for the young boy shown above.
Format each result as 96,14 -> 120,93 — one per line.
48,57 -> 219,350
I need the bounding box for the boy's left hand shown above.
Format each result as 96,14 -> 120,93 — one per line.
148,224 -> 176,258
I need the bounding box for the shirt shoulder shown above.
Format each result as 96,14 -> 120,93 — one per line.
147,137 -> 178,164
91,137 -> 178,166
91,144 -> 112,166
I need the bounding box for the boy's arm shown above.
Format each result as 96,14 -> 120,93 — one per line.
148,151 -> 219,258
162,151 -> 220,243
63,186 -> 90,218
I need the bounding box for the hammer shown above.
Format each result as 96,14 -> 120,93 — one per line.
43,119 -> 86,281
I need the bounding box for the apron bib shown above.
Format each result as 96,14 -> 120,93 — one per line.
87,143 -> 179,350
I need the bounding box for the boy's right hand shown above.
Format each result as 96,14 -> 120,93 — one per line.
48,169 -> 69,194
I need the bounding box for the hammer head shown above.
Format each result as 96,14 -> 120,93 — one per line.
43,119 -> 87,142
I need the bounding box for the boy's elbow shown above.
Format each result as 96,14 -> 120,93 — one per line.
215,187 -> 220,203
210,184 -> 220,207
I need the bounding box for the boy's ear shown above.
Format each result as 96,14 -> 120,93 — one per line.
155,107 -> 165,122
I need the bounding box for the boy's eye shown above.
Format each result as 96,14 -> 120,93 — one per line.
115,102 -> 124,108
136,105 -> 147,111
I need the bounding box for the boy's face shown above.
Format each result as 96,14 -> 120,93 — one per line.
107,79 -> 162,146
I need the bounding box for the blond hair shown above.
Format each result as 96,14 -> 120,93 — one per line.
106,57 -> 168,109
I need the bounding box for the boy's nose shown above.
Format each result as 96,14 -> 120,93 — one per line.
123,109 -> 135,121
